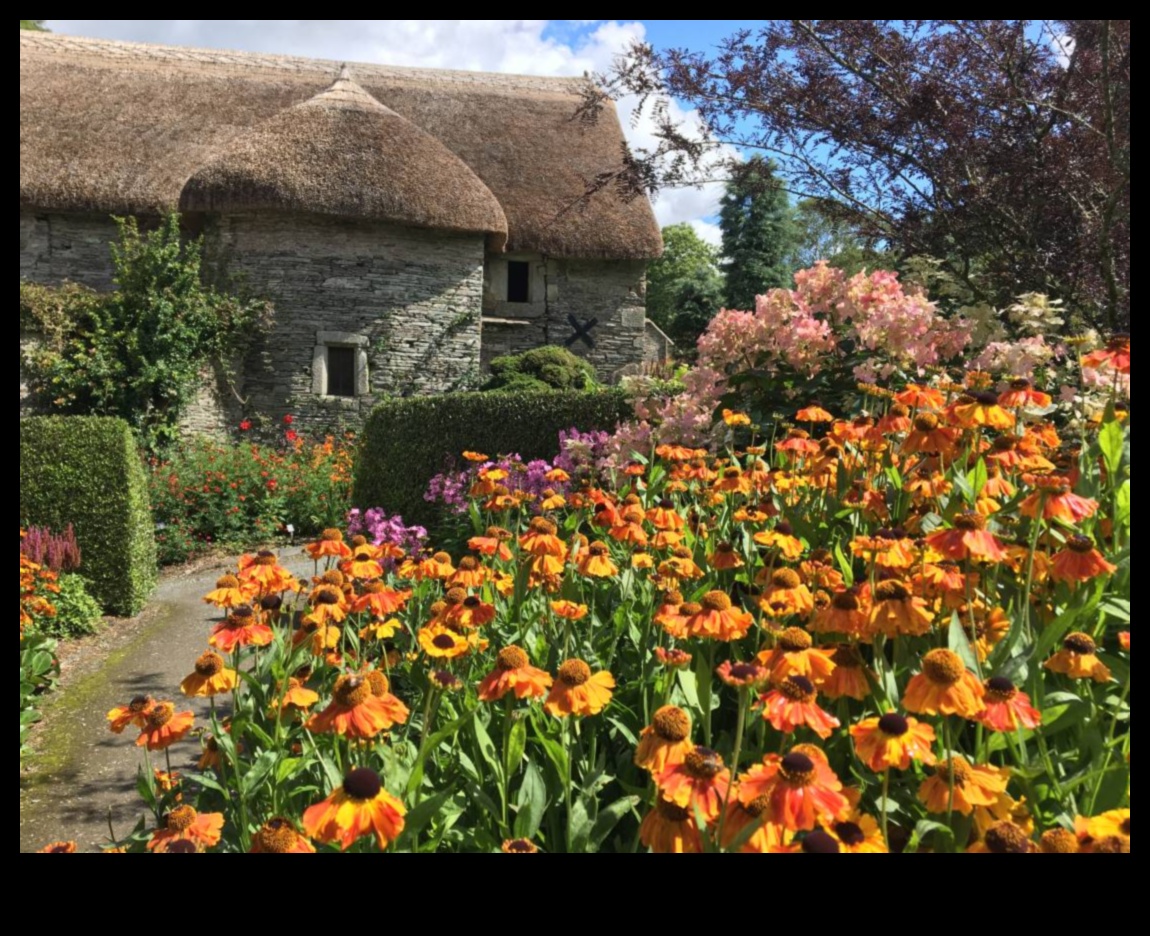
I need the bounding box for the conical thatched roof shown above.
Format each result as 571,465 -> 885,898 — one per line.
20,31 -> 662,259
180,67 -> 507,247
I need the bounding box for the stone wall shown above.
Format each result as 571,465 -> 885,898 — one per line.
20,211 -> 118,289
480,255 -> 653,379
212,212 -> 484,429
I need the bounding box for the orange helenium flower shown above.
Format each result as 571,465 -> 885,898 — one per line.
578,541 -> 619,578
976,677 -> 1041,731
306,674 -> 409,739
634,705 -> 694,774
202,573 -> 250,608
1050,535 -> 1116,584
148,805 -> 224,852
923,513 -> 1007,563
639,797 -> 701,853
477,646 -> 553,702
209,606 -> 274,653
1045,632 -> 1111,682
302,768 -> 406,851
823,814 -> 889,853
544,659 -> 614,717
918,757 -> 1009,815
902,649 -> 985,718
759,675 -> 841,739
867,579 -> 933,637
417,624 -> 472,659
820,644 -> 872,701
136,702 -> 194,750
306,528 -> 353,560
180,651 -> 238,697
850,712 -> 937,771
683,590 -> 753,641
107,695 -> 155,733
737,747 -> 850,831
758,567 -> 815,618
657,747 -> 731,821
758,627 -> 837,685
250,817 -> 316,853
550,599 -> 589,621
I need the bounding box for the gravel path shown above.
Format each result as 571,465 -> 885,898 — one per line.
19,554 -> 314,853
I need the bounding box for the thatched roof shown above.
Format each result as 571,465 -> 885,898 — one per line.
20,32 -> 662,259
180,68 -> 508,248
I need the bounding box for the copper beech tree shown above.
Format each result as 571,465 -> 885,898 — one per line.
588,20 -> 1129,329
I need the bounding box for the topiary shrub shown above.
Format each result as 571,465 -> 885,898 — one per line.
482,345 -> 598,392
20,416 -> 157,615
354,389 -> 630,525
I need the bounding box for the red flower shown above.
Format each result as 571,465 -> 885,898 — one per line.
239,420 -> 252,431
285,430 -> 299,442
283,414 -> 294,424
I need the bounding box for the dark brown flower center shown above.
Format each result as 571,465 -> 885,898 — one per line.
343,767 -> 381,801
194,652 -> 224,677
333,675 -> 371,707
953,512 -> 985,531
146,703 -> 174,729
497,646 -> 529,670
1039,828 -> 1079,854
878,712 -> 909,736
802,830 -> 839,853
432,633 -> 457,650
256,817 -> 299,853
321,528 -> 343,542
322,570 -> 345,586
215,574 -> 240,589
364,670 -> 390,697
589,542 -> 609,557
780,751 -> 816,786
557,659 -> 591,686
833,821 -> 866,846
922,649 -> 965,685
831,643 -> 863,668
985,676 -> 1016,703
771,568 -> 802,589
165,805 -> 197,832
1065,535 -> 1096,553
914,413 -> 940,431
652,705 -> 691,742
1093,835 -> 1130,854
700,590 -> 733,612
683,747 -> 724,779
984,821 -> 1030,853
129,695 -> 152,713
935,757 -> 972,785
503,838 -> 536,853
778,675 -> 816,701
727,662 -> 760,682
655,798 -> 691,821
874,579 -> 910,602
432,551 -> 452,565
313,586 -> 341,605
1063,632 -> 1096,654
831,591 -> 860,611
778,627 -> 813,652
254,550 -> 278,566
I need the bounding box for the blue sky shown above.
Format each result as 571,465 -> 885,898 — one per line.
41,20 -> 762,244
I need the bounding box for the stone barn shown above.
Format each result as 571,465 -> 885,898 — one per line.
19,31 -> 669,429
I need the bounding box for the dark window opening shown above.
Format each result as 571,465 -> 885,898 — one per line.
507,261 -> 530,303
326,346 -> 356,397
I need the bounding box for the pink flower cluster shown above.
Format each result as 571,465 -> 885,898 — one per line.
699,262 -> 971,380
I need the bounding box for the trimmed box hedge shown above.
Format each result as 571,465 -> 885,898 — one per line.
20,416 -> 157,615
354,389 -> 631,525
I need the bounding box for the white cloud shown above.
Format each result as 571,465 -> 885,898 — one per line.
44,19 -> 726,233
1050,33 -> 1075,69
689,219 -> 723,248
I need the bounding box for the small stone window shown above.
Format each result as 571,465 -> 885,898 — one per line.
507,260 -> 530,303
325,346 -> 356,397
312,331 -> 369,398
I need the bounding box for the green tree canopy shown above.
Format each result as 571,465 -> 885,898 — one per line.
646,223 -> 720,334
719,156 -> 797,309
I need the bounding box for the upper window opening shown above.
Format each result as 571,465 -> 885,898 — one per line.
326,346 -> 356,397
507,261 -> 530,303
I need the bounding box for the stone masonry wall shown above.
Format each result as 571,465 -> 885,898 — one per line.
213,212 -> 484,429
20,211 -> 118,289
480,256 -> 651,380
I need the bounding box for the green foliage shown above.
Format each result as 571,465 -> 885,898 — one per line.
791,198 -> 890,275
646,223 -> 722,336
148,432 -> 356,565
20,416 -> 157,615
482,346 -> 598,393
29,573 -> 103,638
20,19 -> 47,30
20,632 -> 57,752
663,265 -> 724,350
20,212 -> 272,450
354,390 -> 631,525
720,156 -> 798,309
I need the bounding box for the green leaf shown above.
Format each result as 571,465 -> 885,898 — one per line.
513,761 -> 547,839
407,707 -> 476,796
505,717 -> 527,777
967,457 -> 988,501
568,798 -> 593,853
240,750 -> 278,796
947,610 -> 981,674
834,540 -> 855,586
398,788 -> 454,850
589,795 -> 640,849
472,713 -> 503,784
906,819 -> 954,853
1098,419 -> 1125,479
274,756 -> 303,786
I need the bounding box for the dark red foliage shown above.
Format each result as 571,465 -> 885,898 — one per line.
21,524 -> 82,572
598,20 -> 1129,329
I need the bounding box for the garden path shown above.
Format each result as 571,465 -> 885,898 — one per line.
19,553 -> 315,853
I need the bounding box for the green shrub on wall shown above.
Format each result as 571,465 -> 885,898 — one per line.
482,345 -> 598,392
20,416 -> 157,615
354,389 -> 630,525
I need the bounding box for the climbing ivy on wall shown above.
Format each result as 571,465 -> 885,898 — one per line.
20,212 -> 273,450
